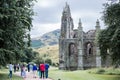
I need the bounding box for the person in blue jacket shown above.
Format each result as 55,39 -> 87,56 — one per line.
45,63 -> 49,78
32,64 -> 37,78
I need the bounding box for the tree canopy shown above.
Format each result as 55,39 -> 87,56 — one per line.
0,0 -> 36,65
98,2 -> 120,66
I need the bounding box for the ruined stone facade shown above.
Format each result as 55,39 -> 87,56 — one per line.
59,3 -> 102,70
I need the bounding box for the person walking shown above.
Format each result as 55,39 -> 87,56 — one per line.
30,64 -> 33,72
8,62 -> 13,80
38,64 -> 41,78
21,64 -> 26,78
16,64 -> 20,71
45,63 -> 50,78
14,64 -> 16,72
27,63 -> 30,72
32,64 -> 37,78
40,63 -> 45,79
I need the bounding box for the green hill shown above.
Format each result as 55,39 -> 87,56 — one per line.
31,29 -> 60,48
31,39 -> 45,48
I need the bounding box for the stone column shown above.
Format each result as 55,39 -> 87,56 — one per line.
96,47 -> 101,67
77,19 -> 84,70
77,41 -> 84,70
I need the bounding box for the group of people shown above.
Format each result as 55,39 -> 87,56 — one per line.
13,64 -> 20,72
39,63 -> 50,79
8,62 -> 50,79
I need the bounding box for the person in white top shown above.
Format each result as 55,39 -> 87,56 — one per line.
8,62 -> 13,79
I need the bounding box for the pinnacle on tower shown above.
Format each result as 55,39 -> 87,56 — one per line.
78,18 -> 82,30
64,2 -> 69,11
96,19 -> 99,26
65,2 -> 68,6
95,19 -> 100,29
63,2 -> 71,16
78,18 -> 82,27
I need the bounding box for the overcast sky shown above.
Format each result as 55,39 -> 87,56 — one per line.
30,0 -> 108,38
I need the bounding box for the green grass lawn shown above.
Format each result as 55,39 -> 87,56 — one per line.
1,67 -> 120,80
0,69 -> 23,80
49,67 -> 120,80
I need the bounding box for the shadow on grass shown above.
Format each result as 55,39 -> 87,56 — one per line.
0,70 -> 23,80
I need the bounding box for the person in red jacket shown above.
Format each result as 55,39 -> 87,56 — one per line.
39,63 -> 45,78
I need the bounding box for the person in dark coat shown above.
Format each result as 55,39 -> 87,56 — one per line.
27,64 -> 30,72
45,63 -> 49,78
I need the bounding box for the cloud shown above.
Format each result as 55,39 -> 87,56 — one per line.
31,0 -> 106,38
30,22 -> 60,38
34,0 -> 57,8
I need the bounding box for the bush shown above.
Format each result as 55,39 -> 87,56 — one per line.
52,62 -> 59,67
88,68 -> 120,75
45,58 -> 52,65
32,57 -> 44,65
105,68 -> 120,75
96,69 -> 105,74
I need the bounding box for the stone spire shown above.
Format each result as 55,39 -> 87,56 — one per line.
95,19 -> 100,30
78,18 -> 82,29
62,2 -> 71,17
61,3 -> 74,39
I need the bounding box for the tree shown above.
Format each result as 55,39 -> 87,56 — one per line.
32,55 -> 44,65
98,2 -> 120,66
0,0 -> 35,65
21,48 -> 38,63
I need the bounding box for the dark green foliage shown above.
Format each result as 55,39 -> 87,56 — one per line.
45,58 -> 52,65
88,68 -> 120,75
21,48 -> 38,63
32,55 -> 44,65
98,2 -> 120,66
96,69 -> 105,74
98,29 -> 110,59
0,0 -> 35,65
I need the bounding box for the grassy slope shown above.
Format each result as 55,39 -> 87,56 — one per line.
0,69 -> 23,80
35,45 -> 59,63
49,67 -> 120,80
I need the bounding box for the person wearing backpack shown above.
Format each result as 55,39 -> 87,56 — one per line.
40,63 -> 45,79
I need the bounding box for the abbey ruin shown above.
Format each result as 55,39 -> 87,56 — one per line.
59,3 -> 110,70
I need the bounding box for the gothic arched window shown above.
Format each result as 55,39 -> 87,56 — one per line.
86,42 -> 93,56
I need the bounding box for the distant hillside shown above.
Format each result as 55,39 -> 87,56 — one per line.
31,29 -> 60,48
35,45 -> 59,64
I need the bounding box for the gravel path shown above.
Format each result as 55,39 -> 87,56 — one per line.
15,71 -> 53,80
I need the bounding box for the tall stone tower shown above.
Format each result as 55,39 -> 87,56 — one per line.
59,3 -> 78,70
60,3 -> 74,39
59,3 -> 103,70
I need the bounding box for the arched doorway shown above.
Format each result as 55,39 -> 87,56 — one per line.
83,42 -> 94,69
85,42 -> 93,56
68,43 -> 78,70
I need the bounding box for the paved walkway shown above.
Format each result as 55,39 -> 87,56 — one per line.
15,71 -> 52,80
